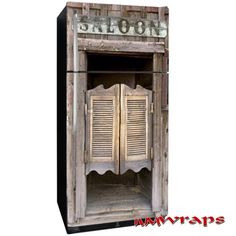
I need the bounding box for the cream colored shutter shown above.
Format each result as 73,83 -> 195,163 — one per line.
85,84 -> 119,175
120,84 -> 152,174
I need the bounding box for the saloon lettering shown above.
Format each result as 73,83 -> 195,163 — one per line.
76,16 -> 167,38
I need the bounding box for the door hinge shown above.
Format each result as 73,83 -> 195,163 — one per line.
150,103 -> 154,113
85,104 -> 87,116
150,147 -> 154,159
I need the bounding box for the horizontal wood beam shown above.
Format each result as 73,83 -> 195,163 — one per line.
78,38 -> 165,53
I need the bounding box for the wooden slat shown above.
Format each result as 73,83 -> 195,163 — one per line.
67,2 -> 83,8
120,84 -> 152,174
78,38 -> 165,53
159,6 -> 168,215
158,7 -> 166,44
92,99 -> 114,158
107,5 -> 121,11
152,53 -> 163,213
75,51 -> 87,219
162,54 -> 168,108
126,5 -> 142,12
86,85 -> 120,175
66,7 -> 74,71
162,110 -> 168,215
146,7 -> 159,13
66,72 -> 74,224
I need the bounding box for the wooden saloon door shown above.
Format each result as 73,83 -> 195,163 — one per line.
85,85 -> 120,175
120,84 -> 152,174
86,84 -> 152,175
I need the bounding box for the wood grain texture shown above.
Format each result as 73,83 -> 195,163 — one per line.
120,84 -> 152,174
75,51 -> 87,219
78,38 -> 165,53
86,84 -> 120,175
66,7 -> 74,71
162,53 -> 168,108
158,7 -> 168,44
152,53 -> 163,213
86,184 -> 151,215
66,73 -> 75,224
162,110 -> 168,215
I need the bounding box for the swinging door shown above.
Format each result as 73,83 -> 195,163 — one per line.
85,84 -> 120,175
86,84 -> 152,174
120,84 -> 152,174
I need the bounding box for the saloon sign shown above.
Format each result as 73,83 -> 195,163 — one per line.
75,15 -> 167,38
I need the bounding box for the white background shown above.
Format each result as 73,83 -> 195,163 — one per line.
0,0 -> 236,235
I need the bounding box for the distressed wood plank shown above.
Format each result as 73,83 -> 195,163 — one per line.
162,110 -> 168,215
66,7 -> 74,71
146,7 -> 159,13
162,54 -> 168,108
152,53 -> 163,212
66,73 -> 75,224
78,38 -> 165,53
75,51 -> 87,219
158,7 -> 167,43
86,184 -> 151,215
67,2 -> 83,8
108,5 -> 121,11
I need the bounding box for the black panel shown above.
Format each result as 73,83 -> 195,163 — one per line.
67,220 -> 134,234
57,6 -> 67,228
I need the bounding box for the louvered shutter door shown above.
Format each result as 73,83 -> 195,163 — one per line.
120,84 -> 152,174
86,85 -> 119,175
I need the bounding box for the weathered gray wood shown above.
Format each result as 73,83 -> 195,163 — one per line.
67,7 -> 74,71
137,169 -> 152,200
162,54 -> 168,108
159,6 -> 168,214
86,84 -> 120,175
152,53 -> 163,213
120,84 -> 152,174
86,184 -> 151,215
76,15 -> 167,38
78,38 -> 165,53
67,2 -> 83,8
87,170 -> 138,185
66,73 -> 75,224
75,51 -> 87,220
158,7 -> 167,43
146,10 -> 158,42
162,110 -> 168,215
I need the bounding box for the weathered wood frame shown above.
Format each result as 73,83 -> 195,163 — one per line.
65,4 -> 168,227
